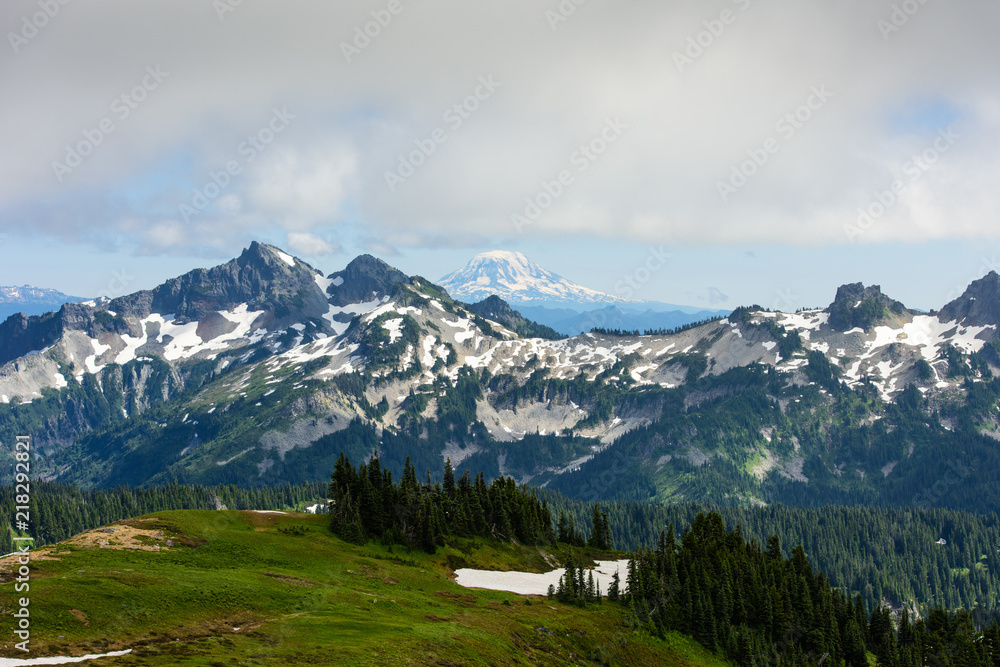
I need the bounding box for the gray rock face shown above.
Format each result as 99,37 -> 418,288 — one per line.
325,254 -> 408,307
0,310 -> 65,366
465,295 -> 564,340
143,241 -> 316,321
939,271 -> 1000,327
0,242 -> 325,365
827,283 -> 908,332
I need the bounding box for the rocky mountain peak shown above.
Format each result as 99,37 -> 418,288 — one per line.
827,283 -> 907,332
140,243 -> 319,322
465,294 -> 565,340
325,254 -> 408,307
938,271 -> 1000,327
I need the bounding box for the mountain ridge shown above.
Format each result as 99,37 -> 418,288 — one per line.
0,284 -> 85,321
2,243 -> 1000,515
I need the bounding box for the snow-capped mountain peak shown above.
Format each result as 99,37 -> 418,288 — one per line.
437,250 -> 625,307
0,284 -> 85,321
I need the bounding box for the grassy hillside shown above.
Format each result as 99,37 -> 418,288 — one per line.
0,510 -> 728,666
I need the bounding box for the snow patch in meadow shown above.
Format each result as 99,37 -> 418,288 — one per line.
0,650 -> 133,665
454,559 -> 631,596
364,302 -> 398,323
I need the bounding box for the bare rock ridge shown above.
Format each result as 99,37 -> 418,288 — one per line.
464,295 -> 564,340
826,282 -> 909,332
324,254 -> 408,307
939,271 -> 1000,328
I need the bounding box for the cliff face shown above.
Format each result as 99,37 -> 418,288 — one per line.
939,271 -> 1000,327
826,283 -> 908,332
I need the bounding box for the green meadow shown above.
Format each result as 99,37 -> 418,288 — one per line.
2,510 -> 726,666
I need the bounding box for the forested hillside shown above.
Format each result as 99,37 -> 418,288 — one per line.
616,512 -> 1000,667
549,495 -> 1000,616
6,474 -> 1000,618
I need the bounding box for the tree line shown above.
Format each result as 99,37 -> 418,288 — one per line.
0,480 -> 326,553
326,453 -> 557,552
615,512 -> 1000,666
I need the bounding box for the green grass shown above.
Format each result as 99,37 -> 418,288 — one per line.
1,510 -> 730,666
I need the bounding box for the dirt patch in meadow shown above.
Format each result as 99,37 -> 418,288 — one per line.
69,609 -> 90,626
62,518 -> 177,552
0,518 -> 179,575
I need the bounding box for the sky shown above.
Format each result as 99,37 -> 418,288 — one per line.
1,0 -> 998,312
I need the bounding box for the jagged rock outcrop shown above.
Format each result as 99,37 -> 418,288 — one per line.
324,254 -> 409,307
939,271 -> 1000,327
827,283 -> 908,332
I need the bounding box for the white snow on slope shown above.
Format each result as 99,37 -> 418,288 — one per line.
863,316 -> 994,361
158,305 -> 265,361
84,338 -> 111,374
322,298 -> 382,335
383,317 -> 403,343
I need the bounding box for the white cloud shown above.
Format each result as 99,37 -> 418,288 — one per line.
1,0 -> 998,256
287,232 -> 340,257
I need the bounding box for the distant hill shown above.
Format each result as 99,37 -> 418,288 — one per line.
0,284 -> 84,320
